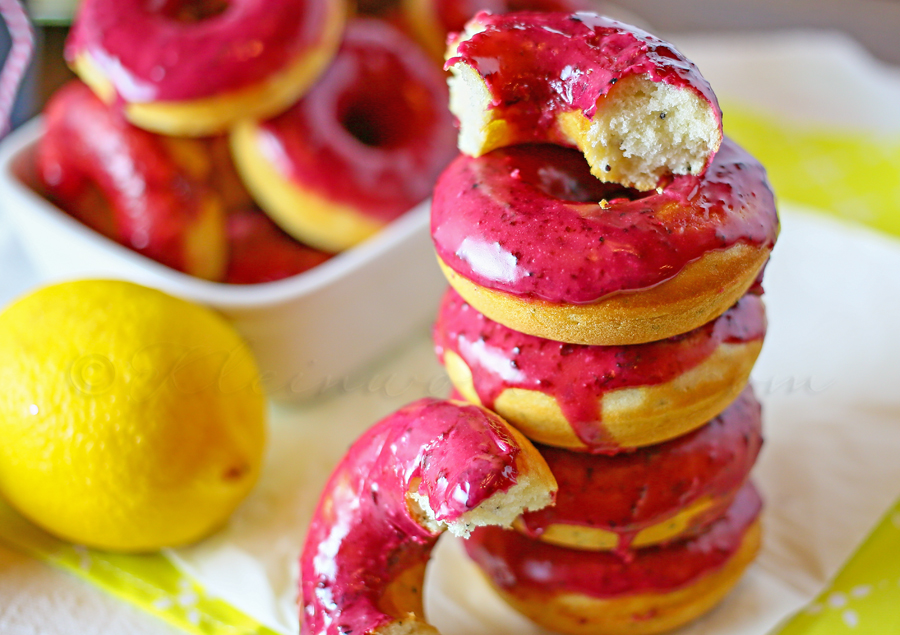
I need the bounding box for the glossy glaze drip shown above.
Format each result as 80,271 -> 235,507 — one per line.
300,398 -> 522,635
66,0 -> 331,101
467,482 -> 761,597
434,287 -> 766,445
431,140 -> 778,303
446,11 -> 721,138
38,81 -> 211,273
257,19 -> 457,222
520,387 -> 761,552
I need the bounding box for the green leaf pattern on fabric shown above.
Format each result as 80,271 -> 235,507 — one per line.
0,500 -> 284,635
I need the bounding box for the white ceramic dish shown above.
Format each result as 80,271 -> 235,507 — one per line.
0,119 -> 448,401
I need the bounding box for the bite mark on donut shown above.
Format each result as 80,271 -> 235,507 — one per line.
445,12 -> 723,191
299,399 -> 557,635
562,74 -> 721,190
409,464 -> 554,538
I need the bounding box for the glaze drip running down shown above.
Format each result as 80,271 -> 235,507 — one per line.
519,387 -> 762,552
434,287 -> 765,445
467,482 -> 762,598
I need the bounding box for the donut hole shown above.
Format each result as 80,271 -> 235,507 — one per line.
508,145 -> 648,205
154,0 -> 229,23
338,87 -> 426,150
340,98 -> 413,149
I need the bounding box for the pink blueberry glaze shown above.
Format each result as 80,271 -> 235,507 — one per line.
520,387 -> 762,553
300,398 -> 525,635
466,481 -> 761,598
255,19 -> 457,223
433,287 -> 766,448
65,0 -> 333,102
431,140 -> 778,304
38,81 -> 216,274
435,0 -> 597,47
446,11 -> 721,151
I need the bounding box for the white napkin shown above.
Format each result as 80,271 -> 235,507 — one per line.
165,205 -> 900,635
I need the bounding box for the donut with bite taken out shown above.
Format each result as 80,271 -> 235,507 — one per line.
299,398 -> 557,635
445,11 -> 724,191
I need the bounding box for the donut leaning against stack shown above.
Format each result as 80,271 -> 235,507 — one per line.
430,11 -> 779,634
299,398 -> 558,635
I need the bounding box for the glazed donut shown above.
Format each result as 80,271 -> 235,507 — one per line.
38,81 -> 228,280
434,287 -> 766,450
465,482 -> 762,635
232,19 -> 457,252
514,387 -> 761,553
299,398 -> 557,635
431,141 -> 778,346
446,11 -> 723,190
66,0 -> 345,136
224,207 -> 331,284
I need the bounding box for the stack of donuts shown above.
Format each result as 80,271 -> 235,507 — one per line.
430,11 -> 780,634
37,0 -> 458,282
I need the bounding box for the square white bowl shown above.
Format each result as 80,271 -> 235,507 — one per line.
0,119 -> 448,401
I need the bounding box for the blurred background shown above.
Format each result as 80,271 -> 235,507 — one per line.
4,0 -> 900,122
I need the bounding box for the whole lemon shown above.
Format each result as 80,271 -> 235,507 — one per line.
0,280 -> 266,552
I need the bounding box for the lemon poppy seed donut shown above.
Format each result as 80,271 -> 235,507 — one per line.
431,142 -> 778,346
514,388 -> 762,552
299,398 -> 557,635
232,19 -> 457,252
465,483 -> 762,635
39,81 -> 228,280
434,287 -> 766,451
445,11 -> 723,191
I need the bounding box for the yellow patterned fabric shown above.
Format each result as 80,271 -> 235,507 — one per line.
724,99 -> 900,635
0,500 -> 284,635
772,497 -> 900,633
723,101 -> 900,238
